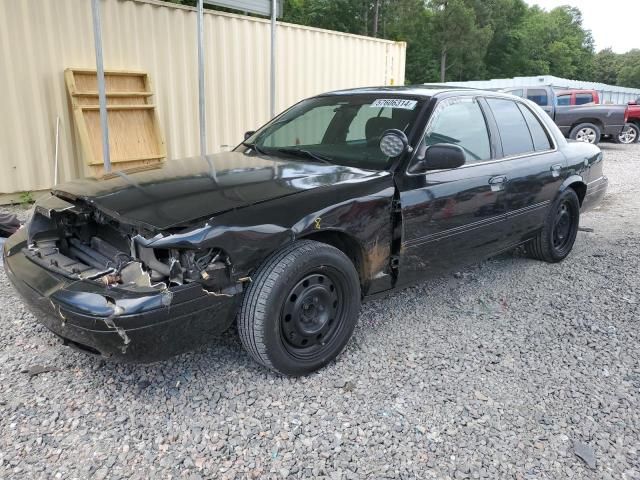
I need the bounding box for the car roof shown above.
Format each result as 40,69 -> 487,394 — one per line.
318,85 -> 518,100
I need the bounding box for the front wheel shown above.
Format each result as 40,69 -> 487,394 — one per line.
614,123 -> 639,144
527,188 -> 580,263
238,240 -> 361,376
570,123 -> 601,144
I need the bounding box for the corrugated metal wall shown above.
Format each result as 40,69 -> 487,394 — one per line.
0,0 -> 406,195
426,76 -> 640,104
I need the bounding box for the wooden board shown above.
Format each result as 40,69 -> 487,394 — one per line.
64,69 -> 166,177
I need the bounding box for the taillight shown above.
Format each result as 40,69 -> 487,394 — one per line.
625,108 -> 629,122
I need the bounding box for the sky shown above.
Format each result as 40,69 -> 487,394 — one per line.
525,0 -> 640,53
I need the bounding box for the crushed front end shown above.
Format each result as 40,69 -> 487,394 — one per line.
2,195 -> 245,362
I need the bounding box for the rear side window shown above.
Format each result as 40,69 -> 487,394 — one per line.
575,93 -> 594,105
557,95 -> 571,106
486,98 -> 534,156
517,104 -> 552,151
508,89 -> 524,98
526,89 -> 548,106
423,98 -> 491,163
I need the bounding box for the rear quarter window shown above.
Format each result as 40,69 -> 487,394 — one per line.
517,103 -> 552,151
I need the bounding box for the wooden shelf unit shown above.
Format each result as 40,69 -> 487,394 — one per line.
64,69 -> 166,177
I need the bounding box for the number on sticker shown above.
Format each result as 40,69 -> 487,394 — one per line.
370,99 -> 417,110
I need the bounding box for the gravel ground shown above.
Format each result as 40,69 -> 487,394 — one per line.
1,144 -> 639,480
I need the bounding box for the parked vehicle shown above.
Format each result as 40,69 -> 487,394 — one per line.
4,87 -> 608,375
555,89 -> 600,106
553,88 -> 640,144
616,97 -> 640,144
502,86 -> 626,144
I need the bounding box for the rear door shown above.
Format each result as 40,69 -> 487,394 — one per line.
575,92 -> 596,105
396,96 -> 510,285
483,98 -> 566,245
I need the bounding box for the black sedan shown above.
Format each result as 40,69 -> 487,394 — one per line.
3,86 -> 608,375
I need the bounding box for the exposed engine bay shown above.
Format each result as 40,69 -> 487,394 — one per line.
24,196 -> 234,292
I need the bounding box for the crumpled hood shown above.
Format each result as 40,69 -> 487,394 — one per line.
52,152 -> 388,230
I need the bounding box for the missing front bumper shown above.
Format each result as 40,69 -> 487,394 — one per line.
4,236 -> 241,363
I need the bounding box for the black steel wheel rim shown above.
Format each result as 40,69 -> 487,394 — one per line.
552,200 -> 574,251
280,270 -> 345,359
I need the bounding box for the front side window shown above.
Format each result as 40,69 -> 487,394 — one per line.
422,98 -> 491,163
557,94 -> 571,106
575,93 -> 594,105
241,95 -> 424,170
486,98 -> 534,156
526,89 -> 549,106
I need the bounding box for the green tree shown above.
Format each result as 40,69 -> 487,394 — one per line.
587,49 -> 640,88
591,49 -> 621,85
429,0 -> 491,82
617,50 -> 640,88
384,0 -> 439,83
470,0 -> 529,78
510,6 -> 594,78
289,0 -> 366,33
281,0 -> 367,34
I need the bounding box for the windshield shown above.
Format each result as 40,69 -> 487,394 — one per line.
237,95 -> 425,170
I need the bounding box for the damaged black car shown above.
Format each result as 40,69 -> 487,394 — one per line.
3,87 -> 608,375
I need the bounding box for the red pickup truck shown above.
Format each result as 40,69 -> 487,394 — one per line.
623,98 -> 640,144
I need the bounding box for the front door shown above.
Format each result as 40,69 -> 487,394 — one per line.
395,96 -> 510,286
524,87 -> 553,116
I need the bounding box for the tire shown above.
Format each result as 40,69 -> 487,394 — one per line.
238,240 -> 361,376
614,123 -> 639,144
527,188 -> 580,263
570,123 -> 601,144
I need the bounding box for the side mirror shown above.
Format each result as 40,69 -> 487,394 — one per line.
379,129 -> 412,157
409,144 -> 466,173
244,130 -> 256,140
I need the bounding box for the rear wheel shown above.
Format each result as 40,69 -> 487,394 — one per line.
238,240 -> 360,376
614,123 -> 639,144
570,123 -> 601,144
527,188 -> 580,263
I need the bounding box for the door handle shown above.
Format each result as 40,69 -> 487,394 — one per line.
550,164 -> 562,178
489,175 -> 507,191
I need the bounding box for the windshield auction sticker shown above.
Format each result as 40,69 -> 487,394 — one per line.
371,99 -> 418,110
